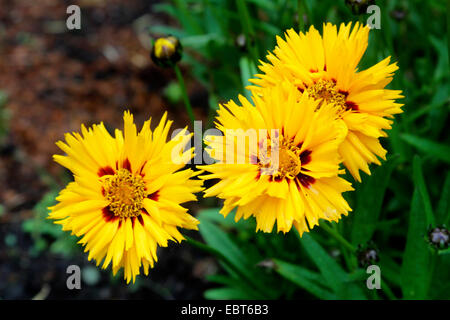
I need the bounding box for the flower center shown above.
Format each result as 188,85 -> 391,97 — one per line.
278,147 -> 302,179
103,169 -> 146,218
259,137 -> 302,180
306,79 -> 347,112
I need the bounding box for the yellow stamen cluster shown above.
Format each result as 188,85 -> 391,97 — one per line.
259,137 -> 302,180
278,147 -> 302,179
306,79 -> 347,112
103,169 -> 147,218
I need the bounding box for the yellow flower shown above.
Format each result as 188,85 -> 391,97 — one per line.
48,111 -> 203,283
199,83 -> 353,235
250,22 -> 404,181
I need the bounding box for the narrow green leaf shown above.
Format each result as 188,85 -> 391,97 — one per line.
300,233 -> 346,292
198,220 -> 248,271
436,171 -> 450,225
401,134 -> 450,164
172,0 -> 203,34
206,274 -> 265,299
299,232 -> 366,299
239,56 -> 257,100
198,208 -> 252,230
204,287 -> 252,300
235,0 -> 254,36
401,189 -> 433,299
198,218 -> 267,295
351,159 -> 396,245
378,253 -> 402,287
413,155 -> 435,227
273,259 -> 336,299
181,34 -> 225,48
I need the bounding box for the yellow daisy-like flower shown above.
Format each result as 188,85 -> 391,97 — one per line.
199,83 -> 353,235
48,111 -> 203,283
250,22 -> 404,181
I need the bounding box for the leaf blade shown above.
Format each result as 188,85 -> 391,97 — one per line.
401,188 -> 433,299
401,134 -> 450,164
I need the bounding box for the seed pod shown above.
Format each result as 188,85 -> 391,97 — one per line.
151,36 -> 182,68
345,0 -> 375,15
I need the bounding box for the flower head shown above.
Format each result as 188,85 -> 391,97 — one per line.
250,22 -> 404,181
151,36 -> 182,68
48,111 -> 202,283
199,83 -> 353,235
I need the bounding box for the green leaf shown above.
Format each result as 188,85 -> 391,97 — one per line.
300,233 -> 346,291
198,220 -> 247,269
428,255 -> 450,299
182,34 -> 225,48
351,159 -> 397,245
206,274 -> 265,299
198,218 -> 268,296
436,171 -> 450,225
299,232 -> 366,299
239,56 -> 257,100
198,208 -> 235,225
197,208 -> 251,230
401,188 -> 433,299
401,134 -> 450,164
172,0 -> 203,35
412,155 -> 435,227
273,259 -> 336,299
378,253 -> 402,287
204,287 -> 252,300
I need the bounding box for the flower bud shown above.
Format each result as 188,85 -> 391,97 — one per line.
427,227 -> 449,250
357,243 -> 379,268
345,0 -> 375,15
151,36 -> 182,68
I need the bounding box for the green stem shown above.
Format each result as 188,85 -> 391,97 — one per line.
174,64 -> 195,126
320,222 -> 356,253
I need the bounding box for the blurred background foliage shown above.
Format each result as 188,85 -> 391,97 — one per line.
0,0 -> 448,299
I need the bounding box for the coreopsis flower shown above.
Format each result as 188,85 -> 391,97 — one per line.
250,22 -> 404,181
199,83 -> 353,235
48,111 -> 202,283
